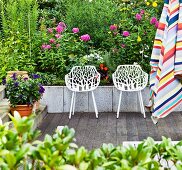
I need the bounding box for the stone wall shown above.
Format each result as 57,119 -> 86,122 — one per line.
40,86 -> 155,113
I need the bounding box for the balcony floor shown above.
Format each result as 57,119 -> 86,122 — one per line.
38,112 -> 182,150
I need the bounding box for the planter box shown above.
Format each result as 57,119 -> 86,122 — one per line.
40,86 -> 182,113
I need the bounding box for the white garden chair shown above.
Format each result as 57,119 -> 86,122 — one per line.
112,65 -> 148,118
65,66 -> 100,119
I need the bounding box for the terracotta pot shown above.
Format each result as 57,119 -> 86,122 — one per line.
10,105 -> 33,117
34,100 -> 40,110
6,71 -> 29,79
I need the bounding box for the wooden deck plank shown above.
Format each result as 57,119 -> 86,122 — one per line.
37,112 -> 182,149
135,113 -> 149,141
83,113 -> 99,150
145,113 -> 161,140
92,112 -> 108,149
74,113 -> 90,147
116,112 -> 127,145
126,113 -> 139,141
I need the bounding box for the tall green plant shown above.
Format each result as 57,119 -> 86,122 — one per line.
0,0 -> 39,79
65,0 -> 120,47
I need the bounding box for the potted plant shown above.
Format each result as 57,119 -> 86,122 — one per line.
4,73 -> 45,116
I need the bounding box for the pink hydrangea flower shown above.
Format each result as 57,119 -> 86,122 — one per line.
56,25 -> 64,33
155,21 -> 159,28
58,22 -> 66,29
47,28 -> 53,33
41,44 -> 51,50
135,13 -> 142,21
56,44 -> 60,48
80,34 -> 91,42
41,44 -> 47,49
150,17 -> 157,25
140,9 -> 145,15
72,27 -> 79,34
55,34 -> 61,39
109,25 -> 117,31
122,31 -> 130,37
49,38 -> 55,44
46,45 -> 51,49
121,44 -> 126,48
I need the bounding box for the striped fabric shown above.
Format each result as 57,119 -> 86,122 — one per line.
149,0 -> 182,118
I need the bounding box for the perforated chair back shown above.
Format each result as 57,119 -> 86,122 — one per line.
112,65 -> 148,91
65,66 -> 100,92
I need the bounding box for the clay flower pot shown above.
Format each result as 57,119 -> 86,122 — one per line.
6,71 -> 29,79
10,105 -> 33,117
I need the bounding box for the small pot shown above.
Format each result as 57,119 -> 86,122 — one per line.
10,105 -> 33,117
6,71 -> 29,79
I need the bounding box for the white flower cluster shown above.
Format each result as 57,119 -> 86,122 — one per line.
83,53 -> 103,61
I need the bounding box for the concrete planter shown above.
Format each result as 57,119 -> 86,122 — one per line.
40,86 -> 182,113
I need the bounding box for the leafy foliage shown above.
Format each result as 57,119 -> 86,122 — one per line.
0,0 -> 39,79
0,113 -> 182,169
0,0 -> 164,84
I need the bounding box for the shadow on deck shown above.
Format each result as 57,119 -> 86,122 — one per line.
37,112 -> 182,150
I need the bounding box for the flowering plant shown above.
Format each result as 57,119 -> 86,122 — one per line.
101,0 -> 163,73
4,73 -> 45,107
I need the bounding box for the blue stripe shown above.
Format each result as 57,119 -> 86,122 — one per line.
174,62 -> 182,65
150,83 -> 155,88
155,93 -> 182,117
168,14 -> 179,27
153,87 -> 182,112
150,59 -> 159,62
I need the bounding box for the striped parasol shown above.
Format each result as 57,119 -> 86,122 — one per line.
149,0 -> 182,123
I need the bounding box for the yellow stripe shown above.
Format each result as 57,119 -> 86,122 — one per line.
154,40 -> 162,46
159,72 -> 173,86
176,42 -> 182,47
157,83 -> 181,104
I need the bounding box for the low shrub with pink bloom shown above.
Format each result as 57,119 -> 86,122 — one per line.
58,22 -> 66,29
135,13 -> 142,21
41,44 -> 51,50
155,21 -> 159,28
122,31 -> 130,37
49,38 -> 55,44
140,9 -> 145,15
110,25 -> 117,31
72,28 -> 79,34
121,44 -> 126,48
80,34 -> 91,42
56,25 -> 64,33
150,17 -> 158,25
47,28 -> 53,34
55,34 -> 61,39
56,44 -> 60,48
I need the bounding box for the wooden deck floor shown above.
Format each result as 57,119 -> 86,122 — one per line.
38,112 -> 182,150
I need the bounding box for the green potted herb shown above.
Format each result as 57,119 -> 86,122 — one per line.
3,73 -> 45,116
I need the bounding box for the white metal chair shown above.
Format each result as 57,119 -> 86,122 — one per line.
112,65 -> 148,118
65,66 -> 100,119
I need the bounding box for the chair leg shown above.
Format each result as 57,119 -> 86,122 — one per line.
72,92 -> 76,115
138,91 -> 146,118
91,91 -> 98,118
117,91 -> 122,118
69,92 -> 75,119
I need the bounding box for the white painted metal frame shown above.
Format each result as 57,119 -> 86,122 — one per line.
65,66 -> 100,119
112,65 -> 148,118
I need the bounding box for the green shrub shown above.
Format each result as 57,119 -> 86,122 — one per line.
0,0 -> 39,79
38,0 -> 68,27
0,113 -> 182,169
64,0 -> 120,48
